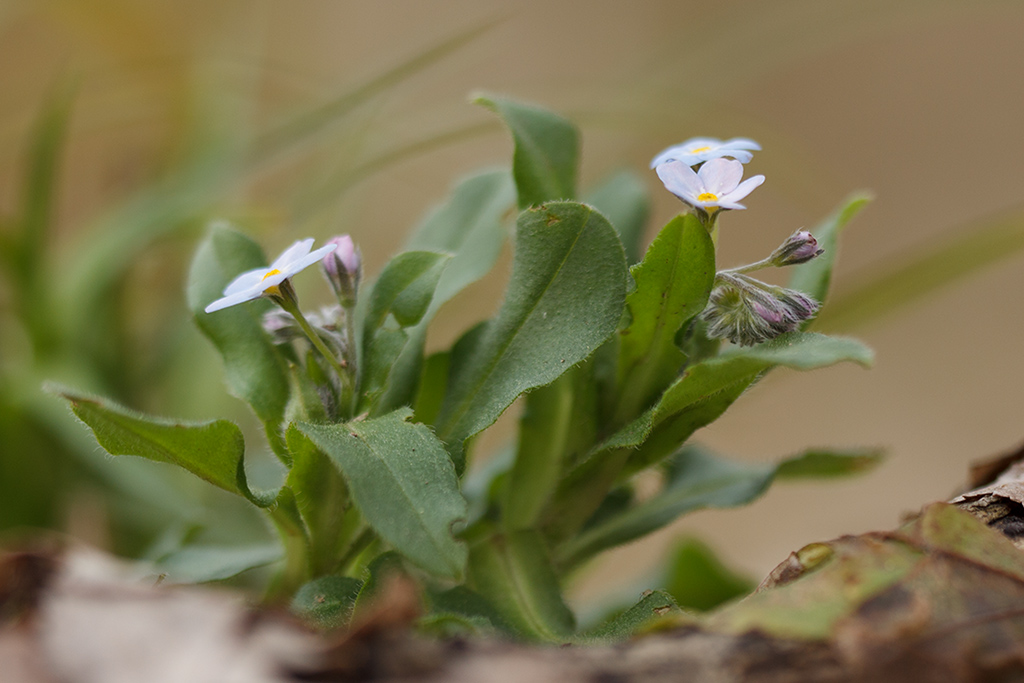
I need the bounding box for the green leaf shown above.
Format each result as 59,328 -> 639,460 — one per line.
435,202 -> 628,466
156,544 -> 282,584
502,373 -> 576,530
364,251 -> 452,331
186,225 -> 291,437
614,214 -> 716,420
352,551 -> 409,618
560,444 -> 881,569
662,538 -> 753,612
474,94 -> 579,208
292,576 -> 363,630
378,170 -> 516,412
560,446 -> 775,568
815,208 -> 1024,332
580,590 -> 682,642
406,170 -> 516,308
788,193 -> 872,303
359,251 -> 451,412
593,332 -> 873,469
584,169 -> 651,265
425,585 -> 517,636
298,409 -> 467,579
285,426 -> 353,575
50,385 -> 271,507
467,530 -> 575,641
774,447 -> 884,479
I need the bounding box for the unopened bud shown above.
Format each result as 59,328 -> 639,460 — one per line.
262,310 -> 301,344
701,273 -> 820,346
322,235 -> 361,306
769,230 -> 823,267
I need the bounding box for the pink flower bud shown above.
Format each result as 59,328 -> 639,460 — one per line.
322,235 -> 361,306
770,230 -> 824,267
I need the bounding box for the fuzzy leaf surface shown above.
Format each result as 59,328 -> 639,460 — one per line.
474,94 -> 578,208
187,225 -> 290,429
435,202 -> 627,464
52,386 -> 270,507
298,409 -> 467,579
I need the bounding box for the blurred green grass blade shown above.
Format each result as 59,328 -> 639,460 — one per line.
8,78 -> 77,355
253,20 -> 499,161
814,208 -> 1024,332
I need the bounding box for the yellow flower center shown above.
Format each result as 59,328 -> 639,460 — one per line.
261,268 -> 282,281
697,192 -> 718,203
690,146 -> 712,153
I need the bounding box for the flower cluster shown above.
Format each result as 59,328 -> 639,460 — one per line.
204,235 -> 363,415
651,137 -> 822,345
651,137 -> 765,222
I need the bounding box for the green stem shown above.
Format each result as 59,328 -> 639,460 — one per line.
276,293 -> 353,417
721,257 -> 774,275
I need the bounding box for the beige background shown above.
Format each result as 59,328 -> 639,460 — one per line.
2,0 -> 1023,607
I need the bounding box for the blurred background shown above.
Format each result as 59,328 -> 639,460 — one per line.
2,0 -> 1024,610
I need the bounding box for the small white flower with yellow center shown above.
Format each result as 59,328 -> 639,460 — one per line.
656,158 -> 765,213
650,137 -> 761,168
204,238 -> 337,313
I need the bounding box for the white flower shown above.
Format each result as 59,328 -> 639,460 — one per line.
204,238 -> 338,313
655,158 -> 765,212
650,137 -> 761,168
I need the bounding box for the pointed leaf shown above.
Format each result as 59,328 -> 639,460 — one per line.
614,213 -> 716,419
186,225 -> 290,430
662,538 -> 754,612
560,445 -> 881,568
364,251 -> 452,331
298,409 -> 467,579
581,590 -> 682,642
585,169 -> 651,265
789,193 -> 872,303
436,202 -> 627,465
50,385 -> 270,507
156,544 -> 282,584
467,530 -> 575,641
380,171 -> 514,411
292,576 -> 363,630
474,94 -> 578,208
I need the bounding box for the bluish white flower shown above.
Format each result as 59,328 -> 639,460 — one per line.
650,137 -> 761,168
656,158 -> 765,212
204,238 -> 337,313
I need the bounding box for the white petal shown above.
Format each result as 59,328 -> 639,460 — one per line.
718,149 -> 754,163
270,238 -> 315,270
656,161 -> 704,203
205,288 -> 263,313
721,138 -> 761,151
720,174 -> 765,204
698,158 -> 744,194
280,242 -> 337,277
222,267 -> 271,296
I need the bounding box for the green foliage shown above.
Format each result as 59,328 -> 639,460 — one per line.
662,538 -> 754,612
581,590 -> 683,642
299,409 -> 467,580
51,384 -> 272,507
474,94 -> 579,208
435,201 -> 628,468
292,576 -> 363,630
43,94 -> 901,643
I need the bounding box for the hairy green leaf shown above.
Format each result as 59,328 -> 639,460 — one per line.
187,225 -> 290,442
298,409 -> 467,579
474,94 -> 579,208
436,202 -> 627,467
585,169 -> 651,265
51,385 -> 270,507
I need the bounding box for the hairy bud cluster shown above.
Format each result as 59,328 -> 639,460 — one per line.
701,273 -> 820,346
262,305 -> 347,356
